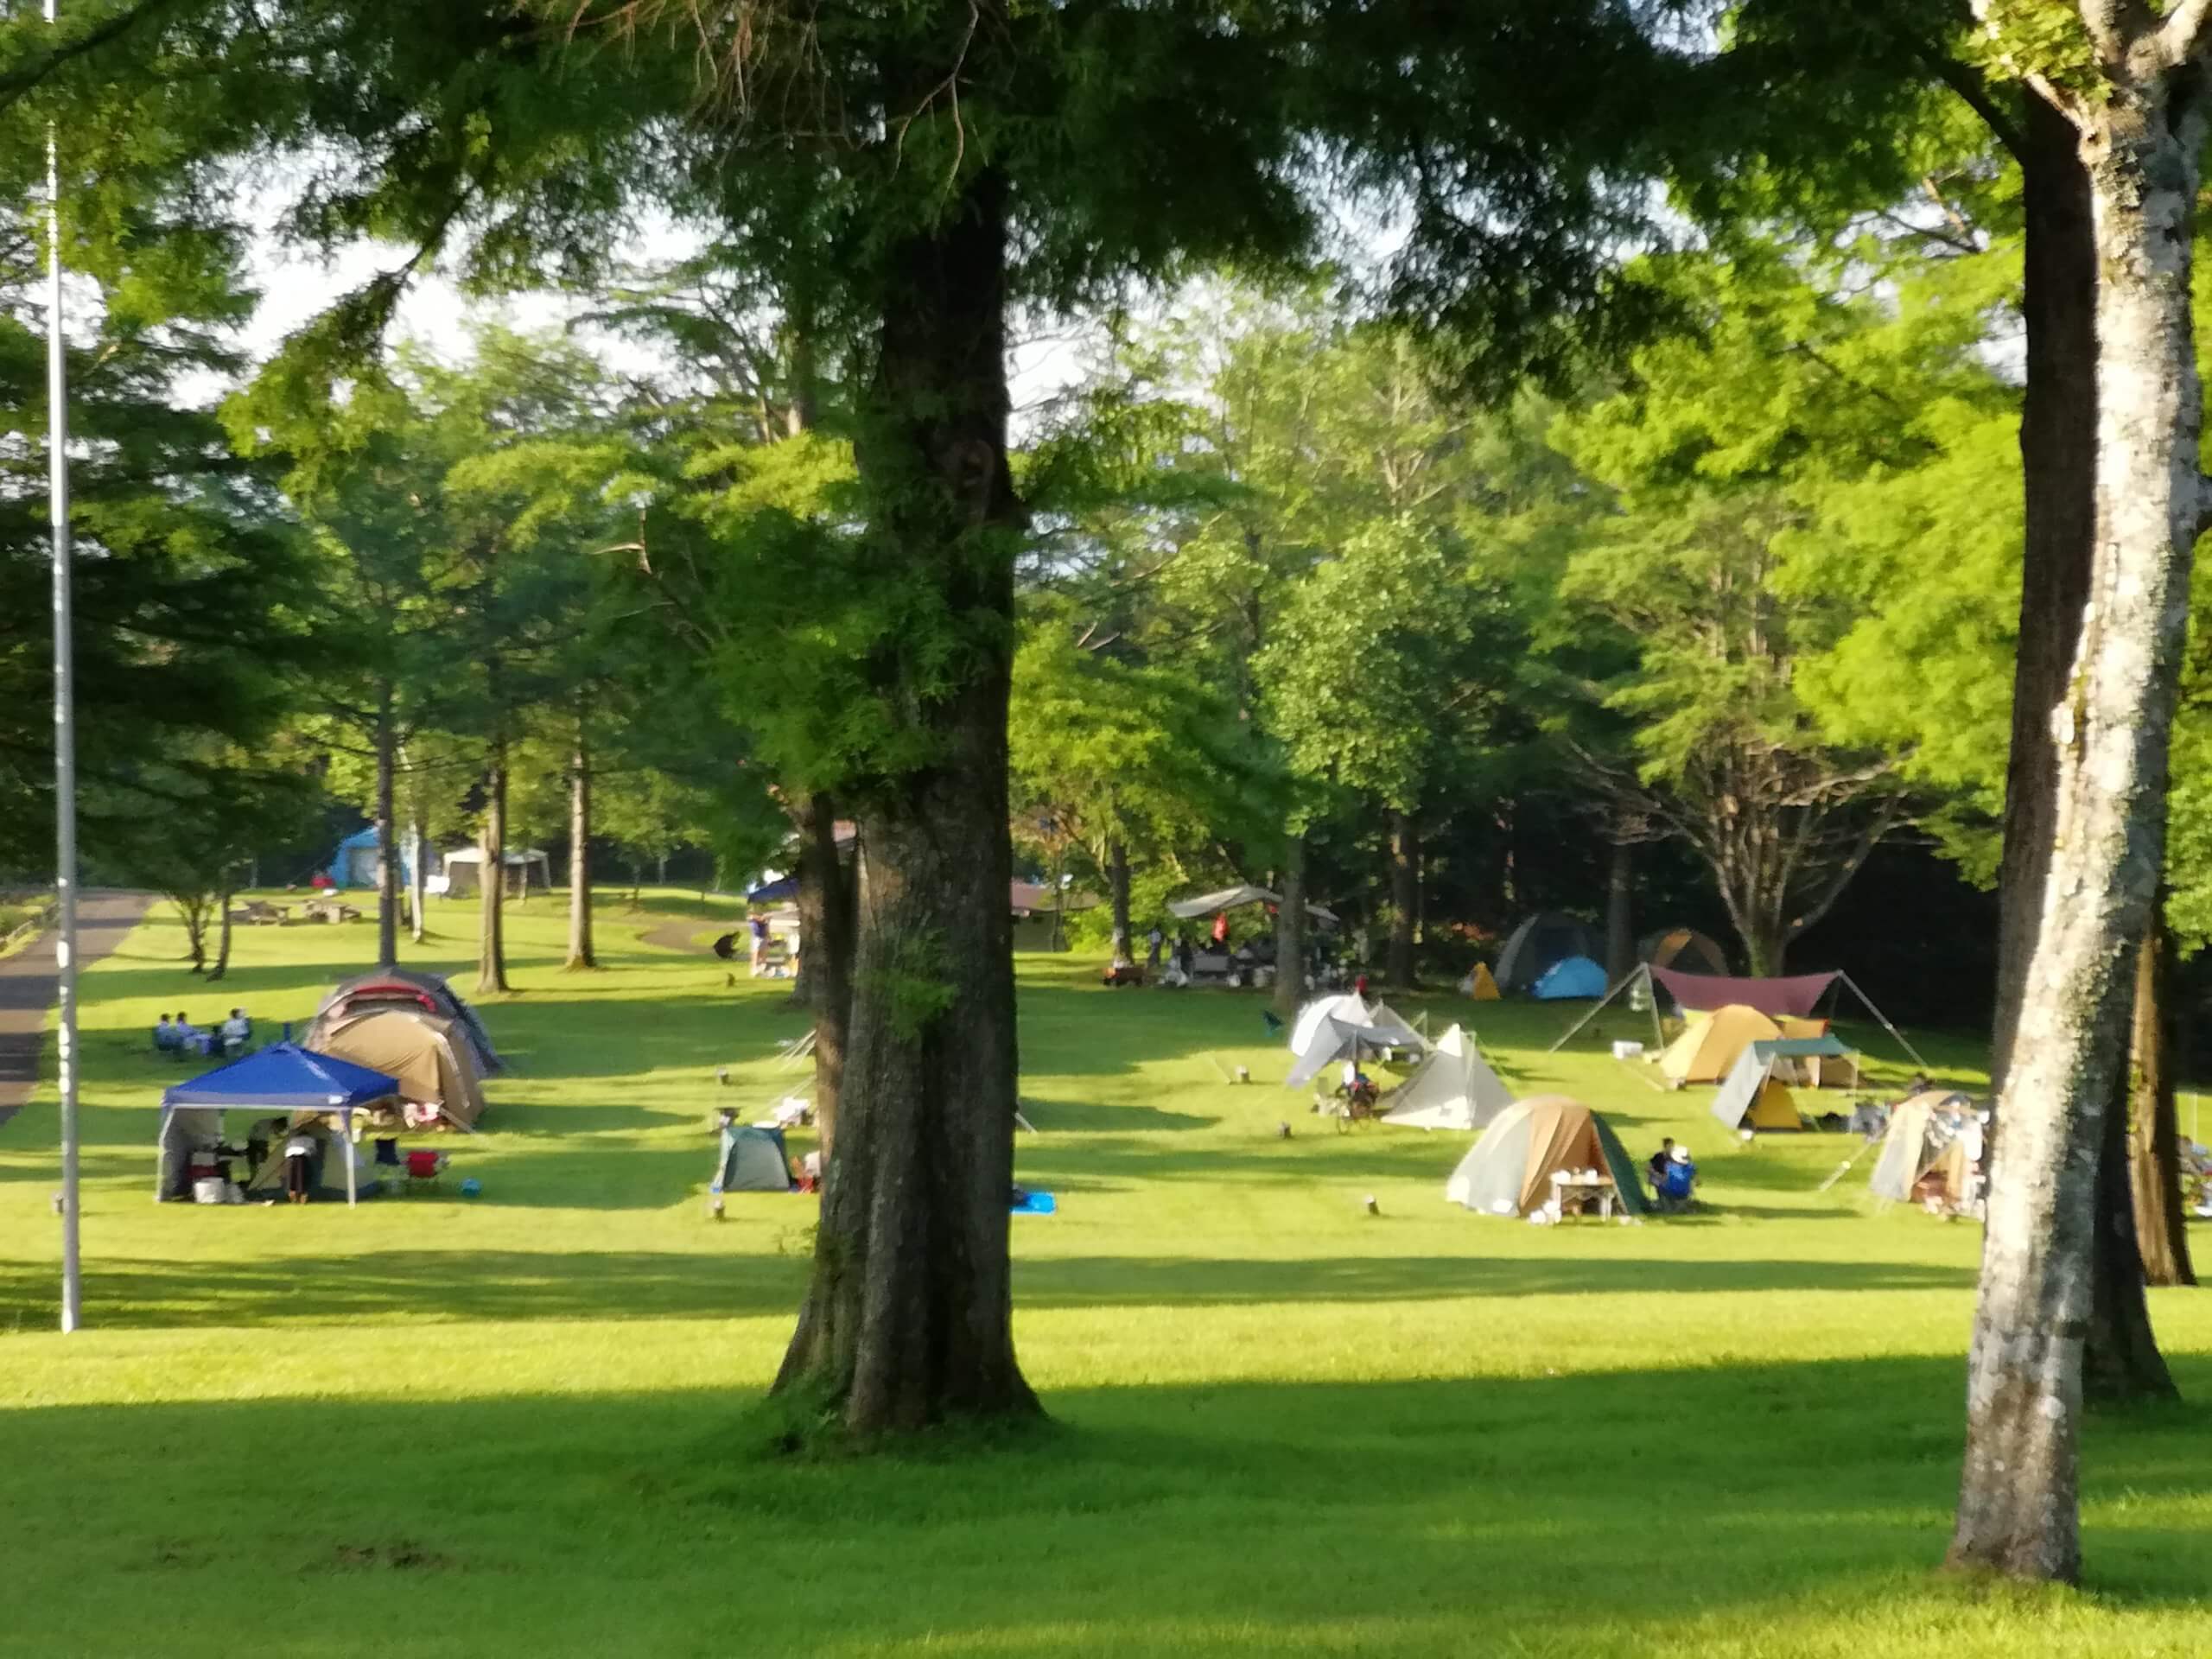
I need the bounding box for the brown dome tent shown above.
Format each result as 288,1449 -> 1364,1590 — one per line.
305,1007 -> 489,1130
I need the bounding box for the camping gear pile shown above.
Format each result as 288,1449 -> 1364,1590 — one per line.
1869,1091 -> 1986,1216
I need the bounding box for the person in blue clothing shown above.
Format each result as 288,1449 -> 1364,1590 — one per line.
748,912 -> 770,974
1655,1143 -> 1697,1211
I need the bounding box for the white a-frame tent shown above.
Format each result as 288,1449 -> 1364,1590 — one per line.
1381,1025 -> 1513,1131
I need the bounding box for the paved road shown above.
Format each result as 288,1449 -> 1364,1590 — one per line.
0,891 -> 152,1128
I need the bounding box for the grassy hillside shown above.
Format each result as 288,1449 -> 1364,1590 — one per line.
0,893 -> 2205,1656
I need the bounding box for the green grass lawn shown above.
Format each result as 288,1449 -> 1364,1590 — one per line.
1,893 -> 2206,1656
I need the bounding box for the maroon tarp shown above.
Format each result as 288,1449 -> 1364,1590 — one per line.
1650,967 -> 1838,1019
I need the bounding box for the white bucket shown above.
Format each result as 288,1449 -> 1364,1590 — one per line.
192,1177 -> 227,1205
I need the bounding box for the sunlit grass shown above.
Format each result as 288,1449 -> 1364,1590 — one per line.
0,893 -> 2206,1656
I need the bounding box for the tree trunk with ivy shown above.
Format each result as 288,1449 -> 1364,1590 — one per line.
772,170 -> 1036,1433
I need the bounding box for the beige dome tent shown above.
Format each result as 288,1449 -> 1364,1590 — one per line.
1657,1003 -> 1780,1084
306,1007 -> 489,1130
1381,1025 -> 1512,1132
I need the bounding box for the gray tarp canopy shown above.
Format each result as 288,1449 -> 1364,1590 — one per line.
1751,1035 -> 1853,1060
1287,1011 -> 1425,1090
1167,884 -> 1340,926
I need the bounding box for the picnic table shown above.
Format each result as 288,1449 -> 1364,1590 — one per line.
1546,1169 -> 1618,1223
301,899 -> 363,925
227,899 -> 292,926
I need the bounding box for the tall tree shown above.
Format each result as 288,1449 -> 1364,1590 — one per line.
1945,0 -> 2212,1586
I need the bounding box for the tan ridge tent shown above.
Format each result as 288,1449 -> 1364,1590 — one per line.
1445,1096 -> 1648,1217
307,1007 -> 489,1130
1657,1003 -> 1780,1084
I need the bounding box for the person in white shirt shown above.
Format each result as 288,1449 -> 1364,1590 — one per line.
220,1008 -> 251,1053
283,1130 -> 316,1205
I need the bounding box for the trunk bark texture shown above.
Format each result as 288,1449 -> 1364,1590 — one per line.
791,792 -> 855,1157
2083,1025 -> 2178,1404
2126,918 -> 2196,1287
210,887 -> 233,981
1388,812 -> 1418,990
1108,836 -> 1132,964
772,171 -> 1036,1432
564,718 -> 595,971
1993,91 -> 2101,1090
477,742 -> 511,995
1604,837 -> 1635,983
1272,835 -> 1308,1019
375,683 -> 399,968
1949,68 -> 2206,1585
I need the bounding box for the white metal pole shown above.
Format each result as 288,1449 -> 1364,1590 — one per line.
46,0 -> 83,1334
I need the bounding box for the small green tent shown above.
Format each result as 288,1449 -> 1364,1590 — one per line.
711,1125 -> 793,1194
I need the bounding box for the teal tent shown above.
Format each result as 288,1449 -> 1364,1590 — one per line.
712,1125 -> 793,1194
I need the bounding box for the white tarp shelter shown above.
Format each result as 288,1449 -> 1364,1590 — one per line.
1381,1024 -> 1513,1132
1169,884 -> 1340,927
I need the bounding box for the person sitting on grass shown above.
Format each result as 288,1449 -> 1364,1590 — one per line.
1646,1136 -> 1675,1192
153,1013 -> 177,1052
220,1007 -> 251,1054
1654,1144 -> 1697,1211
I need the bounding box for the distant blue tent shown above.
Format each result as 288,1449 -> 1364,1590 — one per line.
1530,955 -> 1609,1001
324,827 -> 425,890
158,1044 -> 400,1207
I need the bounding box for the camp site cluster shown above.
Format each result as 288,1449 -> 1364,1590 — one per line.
1224,899 -> 1989,1224
149,872 -> 2002,1226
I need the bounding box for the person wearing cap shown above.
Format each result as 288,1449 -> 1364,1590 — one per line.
1655,1143 -> 1697,1211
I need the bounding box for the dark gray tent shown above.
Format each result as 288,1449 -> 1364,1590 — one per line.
1495,912 -> 1605,994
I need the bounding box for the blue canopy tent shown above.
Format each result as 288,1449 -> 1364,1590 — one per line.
323,827 -> 427,891
747,874 -> 798,904
1531,955 -> 1608,1001
157,1044 -> 400,1207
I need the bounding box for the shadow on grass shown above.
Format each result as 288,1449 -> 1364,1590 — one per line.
0,1357 -> 2203,1654
0,1245 -> 1977,1334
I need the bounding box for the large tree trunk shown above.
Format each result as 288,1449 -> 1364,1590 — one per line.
477,740 -> 511,995
1993,91 -> 2101,1090
2127,918 -> 2196,1287
1603,837 -> 1635,983
564,715 -> 595,971
790,792 -> 855,1158
1272,833 -> 1308,1019
1948,78 -> 2205,1586
1388,811 -> 1418,991
375,681 -> 399,968
772,170 -> 1036,1433
2083,1023 -> 2178,1404
1107,836 -> 1133,965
